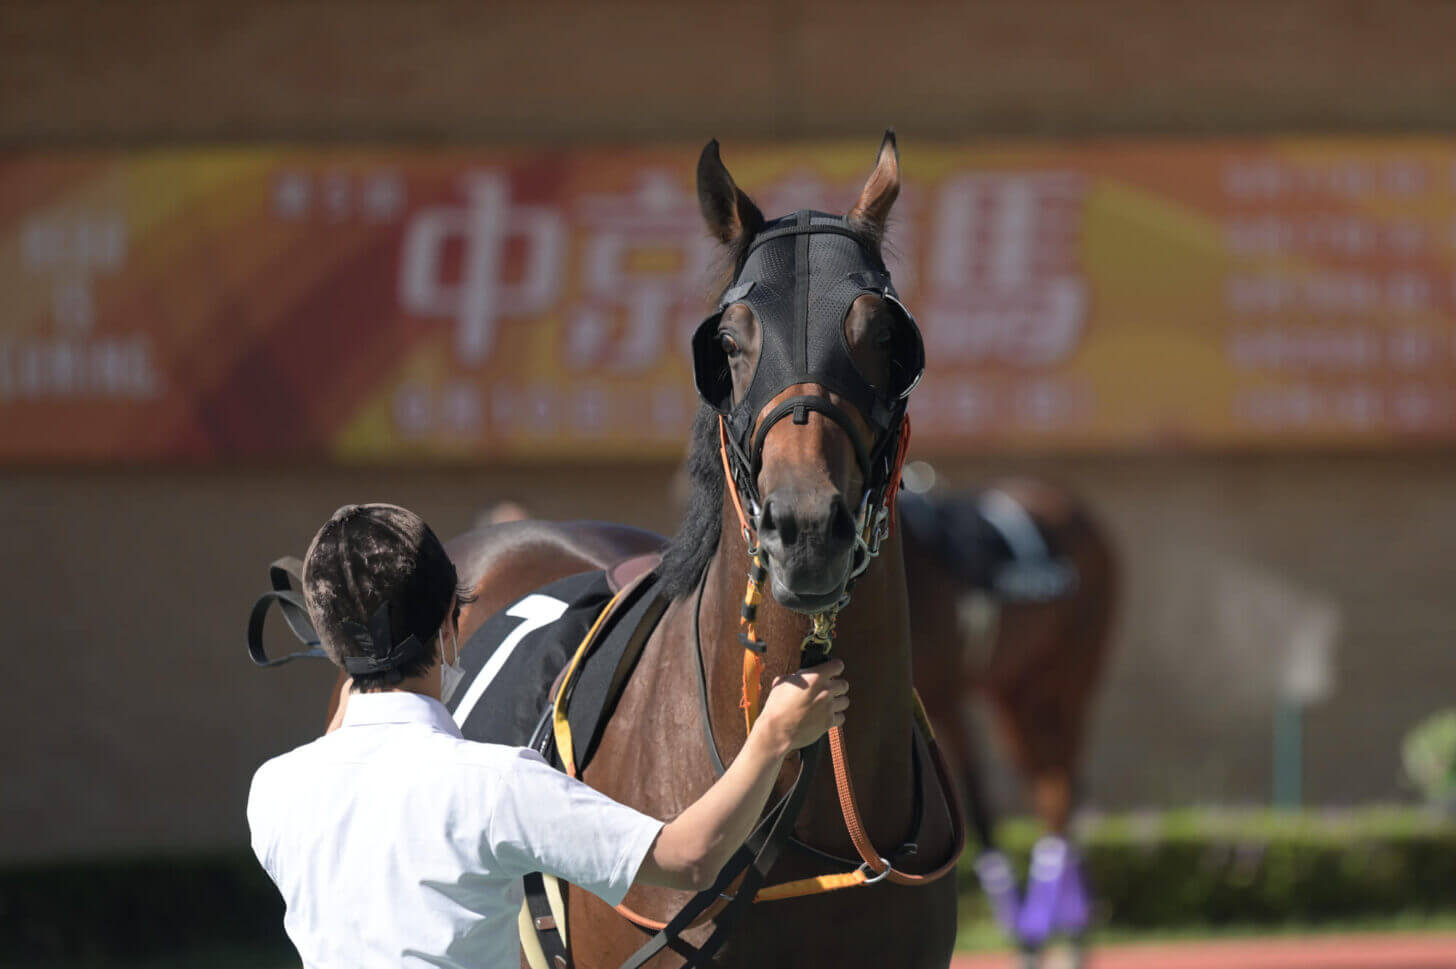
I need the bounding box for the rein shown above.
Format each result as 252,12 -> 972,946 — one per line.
715,408 -> 964,893
612,403 -> 955,968
721,413 -> 912,736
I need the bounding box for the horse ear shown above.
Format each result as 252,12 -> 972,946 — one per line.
697,139 -> 765,246
849,129 -> 900,240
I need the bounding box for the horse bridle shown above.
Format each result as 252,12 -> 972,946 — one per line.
691,209 -> 923,667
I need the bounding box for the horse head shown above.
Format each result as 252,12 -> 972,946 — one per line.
692,132 -> 924,614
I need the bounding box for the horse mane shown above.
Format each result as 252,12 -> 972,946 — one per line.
659,405 -> 725,600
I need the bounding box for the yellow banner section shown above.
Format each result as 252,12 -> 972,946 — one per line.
4,140 -> 1456,462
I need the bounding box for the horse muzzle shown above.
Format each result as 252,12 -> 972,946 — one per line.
757,489 -> 857,615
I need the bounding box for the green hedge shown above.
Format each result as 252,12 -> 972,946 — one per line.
3,808 -> 1453,964
958,807 -> 1456,928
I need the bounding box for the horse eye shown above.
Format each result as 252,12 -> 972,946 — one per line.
875,326 -> 895,348
718,332 -> 740,356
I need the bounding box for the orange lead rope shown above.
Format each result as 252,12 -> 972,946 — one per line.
720,417 -> 770,735
722,413 -> 914,737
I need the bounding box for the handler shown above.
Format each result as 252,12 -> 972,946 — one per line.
247,503 -> 848,968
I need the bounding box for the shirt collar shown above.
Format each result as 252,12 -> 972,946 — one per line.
340,691 -> 463,738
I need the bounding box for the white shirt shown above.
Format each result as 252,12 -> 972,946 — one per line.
247,691 -> 664,969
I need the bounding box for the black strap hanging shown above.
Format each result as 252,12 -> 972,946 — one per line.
523,871 -> 569,969
247,557 -> 327,667
616,739 -> 823,969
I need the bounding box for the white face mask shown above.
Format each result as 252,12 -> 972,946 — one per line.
439,626 -> 464,703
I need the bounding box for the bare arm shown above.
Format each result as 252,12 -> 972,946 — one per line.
634,659 -> 849,892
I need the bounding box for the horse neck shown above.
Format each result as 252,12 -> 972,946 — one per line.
701,499 -> 917,851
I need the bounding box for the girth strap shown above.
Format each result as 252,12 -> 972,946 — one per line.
520,871 -> 569,969
552,569 -> 665,778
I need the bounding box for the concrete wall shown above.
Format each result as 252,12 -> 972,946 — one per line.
6,453 -> 1454,861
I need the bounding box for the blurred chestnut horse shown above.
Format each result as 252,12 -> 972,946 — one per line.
441,137 -> 960,968
900,482 -> 1117,958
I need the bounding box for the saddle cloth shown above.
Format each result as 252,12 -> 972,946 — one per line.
444,555 -> 667,774
439,556 -> 667,969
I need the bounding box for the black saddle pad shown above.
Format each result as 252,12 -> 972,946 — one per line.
444,570 -> 614,747
444,568 -> 665,772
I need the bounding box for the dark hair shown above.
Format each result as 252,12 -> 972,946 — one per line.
303,503 -> 467,692
659,406 -> 725,600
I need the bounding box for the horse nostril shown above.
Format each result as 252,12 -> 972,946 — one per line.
759,498 -> 777,535
777,506 -> 799,546
831,500 -> 856,544
760,497 -> 799,545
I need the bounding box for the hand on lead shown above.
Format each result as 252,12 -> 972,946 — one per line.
759,658 -> 850,751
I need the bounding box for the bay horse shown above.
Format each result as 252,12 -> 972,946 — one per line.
441,135 -> 961,968
900,481 -> 1118,962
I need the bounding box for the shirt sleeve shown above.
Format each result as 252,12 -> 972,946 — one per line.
485,749 -> 665,907
245,762 -> 279,884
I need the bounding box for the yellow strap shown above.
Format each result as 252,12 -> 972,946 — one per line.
552,586 -> 631,776
518,901 -> 549,969
517,874 -> 570,969
753,869 -> 869,902
911,688 -> 935,743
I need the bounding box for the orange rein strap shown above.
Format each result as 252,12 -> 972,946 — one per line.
678,410 -> 960,907
825,691 -> 966,887
615,693 -> 967,925
757,693 -> 966,902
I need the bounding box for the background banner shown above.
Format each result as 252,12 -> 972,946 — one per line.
5,140 -> 1456,462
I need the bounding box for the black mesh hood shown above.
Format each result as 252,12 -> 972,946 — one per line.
692,210 -> 923,493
